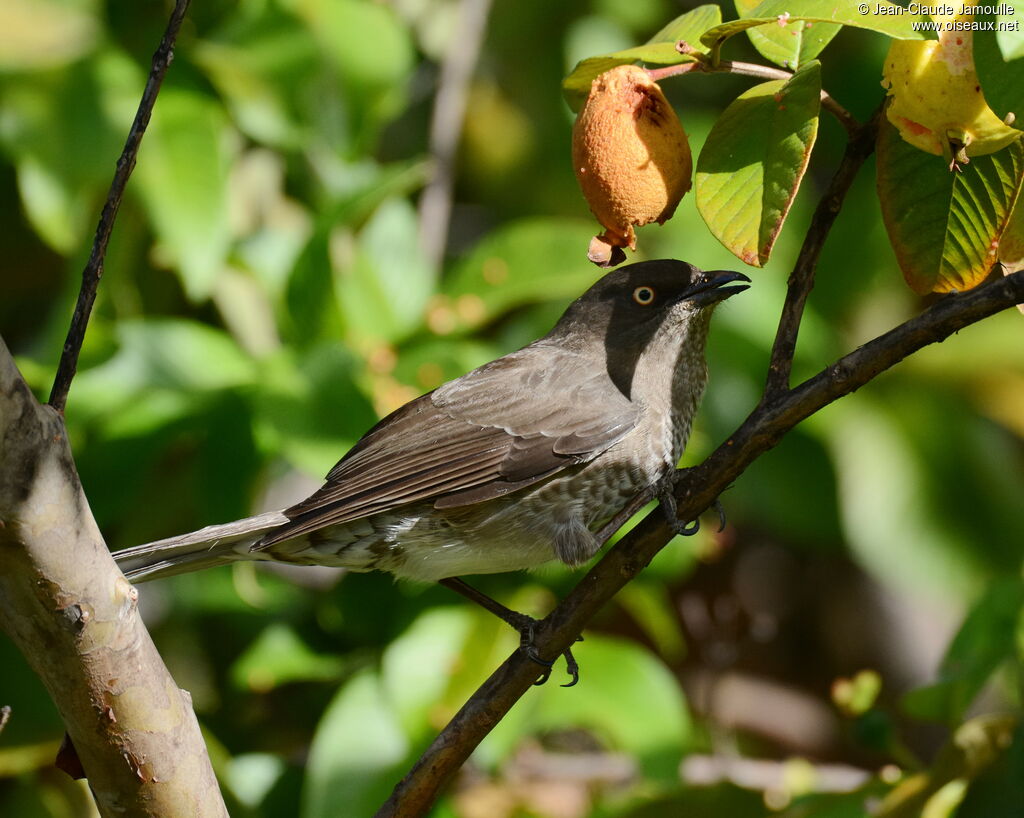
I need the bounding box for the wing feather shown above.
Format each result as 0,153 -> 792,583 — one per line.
256,344 -> 637,548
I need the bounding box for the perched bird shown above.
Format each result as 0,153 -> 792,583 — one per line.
114,259 -> 748,680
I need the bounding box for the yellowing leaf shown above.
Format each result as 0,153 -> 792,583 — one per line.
877,119 -> 1024,293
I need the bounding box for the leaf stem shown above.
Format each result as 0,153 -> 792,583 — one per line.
647,57 -> 859,137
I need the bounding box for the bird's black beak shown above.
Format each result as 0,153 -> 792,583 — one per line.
682,270 -> 751,306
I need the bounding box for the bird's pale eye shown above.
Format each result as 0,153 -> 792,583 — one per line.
632,285 -> 656,305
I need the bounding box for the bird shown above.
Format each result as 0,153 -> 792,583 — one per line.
114,259 -> 749,682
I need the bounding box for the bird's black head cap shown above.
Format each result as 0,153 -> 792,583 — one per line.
550,259 -> 750,397
555,259 -> 749,339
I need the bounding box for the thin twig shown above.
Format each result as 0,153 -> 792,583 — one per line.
48,0 -> 192,413
417,0 -> 494,270
762,106 -> 882,400
647,58 -> 858,137
376,269 -> 1024,817
720,60 -> 859,136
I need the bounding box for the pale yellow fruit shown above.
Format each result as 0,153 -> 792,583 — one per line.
881,14 -> 1021,168
572,64 -> 692,264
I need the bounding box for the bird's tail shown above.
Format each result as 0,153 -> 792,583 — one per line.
113,511 -> 289,582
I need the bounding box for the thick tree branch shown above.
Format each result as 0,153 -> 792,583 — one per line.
0,1 -> 226,813
0,338 -> 227,817
48,0 -> 192,413
378,274 -> 1024,816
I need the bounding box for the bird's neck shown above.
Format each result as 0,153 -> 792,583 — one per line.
633,310 -> 713,463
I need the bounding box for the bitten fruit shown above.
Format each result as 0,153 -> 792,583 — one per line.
881,11 -> 1021,170
572,64 -> 692,266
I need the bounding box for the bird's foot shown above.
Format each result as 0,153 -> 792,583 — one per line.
517,619 -> 582,687
657,473 -> 727,537
437,577 -> 581,686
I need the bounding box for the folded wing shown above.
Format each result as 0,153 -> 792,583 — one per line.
256,344 -> 636,547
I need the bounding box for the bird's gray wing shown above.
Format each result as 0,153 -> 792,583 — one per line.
256,344 -> 637,547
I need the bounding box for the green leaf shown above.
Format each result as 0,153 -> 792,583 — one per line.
955,724 -> 1024,818
285,227 -> 340,346
0,55 -> 125,252
321,159 -> 430,228
0,0 -> 98,71
230,624 -> 345,692
975,25 -> 1024,124
994,4 -> 1024,61
876,119 -> 1024,293
73,319 -> 255,409
223,754 -> 286,810
616,581 -> 686,662
903,579 -> 1024,723
696,62 -> 821,267
700,0 -> 930,54
562,5 -> 721,111
562,44 -> 697,113
285,0 -> 412,88
735,0 -> 840,69
483,635 -> 691,780
647,5 -> 723,48
282,0 -> 414,152
443,218 -> 604,326
380,607 -> 508,741
134,88 -> 235,300
251,344 -> 377,477
189,2 -> 323,149
822,397 -> 989,598
301,669 -> 408,818
873,715 -> 1019,817
337,197 -> 434,344
282,161 -> 427,347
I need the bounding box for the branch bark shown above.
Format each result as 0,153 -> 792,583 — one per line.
763,106 -> 882,399
0,0 -> 227,813
0,337 -> 227,816
378,267 -> 1024,816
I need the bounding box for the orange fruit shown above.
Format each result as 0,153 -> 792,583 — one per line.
572,64 -> 692,265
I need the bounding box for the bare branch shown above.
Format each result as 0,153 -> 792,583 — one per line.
377,273 -> 1024,815
0,337 -> 227,817
417,0 -> 494,270
48,0 -> 192,413
763,106 -> 882,400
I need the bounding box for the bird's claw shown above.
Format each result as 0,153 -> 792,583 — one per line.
677,516 -> 701,536
712,498 -> 727,533
520,622 -> 582,687
658,485 -> 700,537
657,475 -> 727,538
438,579 -> 583,686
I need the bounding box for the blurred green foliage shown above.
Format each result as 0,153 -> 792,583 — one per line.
0,1 -> 1022,816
